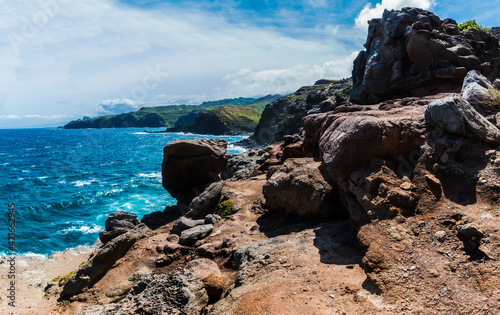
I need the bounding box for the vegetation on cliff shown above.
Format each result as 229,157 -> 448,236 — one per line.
169,105 -> 262,135
64,95 -> 281,130
251,78 -> 352,144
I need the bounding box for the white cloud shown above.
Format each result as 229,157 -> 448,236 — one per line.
0,0 -> 357,127
355,0 -> 436,31
99,98 -> 144,114
222,52 -> 358,96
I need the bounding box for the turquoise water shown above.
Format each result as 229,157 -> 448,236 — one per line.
0,128 -> 245,256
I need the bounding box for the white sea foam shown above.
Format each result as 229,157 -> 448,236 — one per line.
59,224 -> 102,235
73,180 -> 96,187
227,144 -> 247,153
137,172 -> 162,179
23,252 -> 47,259
37,176 -> 49,180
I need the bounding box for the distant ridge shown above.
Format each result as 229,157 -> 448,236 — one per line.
63,95 -> 282,130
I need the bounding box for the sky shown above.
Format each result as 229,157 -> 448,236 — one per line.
0,0 -> 499,128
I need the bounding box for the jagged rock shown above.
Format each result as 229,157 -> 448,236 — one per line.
318,106 -> 426,182
204,214 -> 221,225
221,150 -> 261,181
426,95 -> 500,144
79,272 -> 208,315
263,158 -> 344,217
188,181 -> 224,219
351,8 -> 500,104
250,79 -> 351,144
425,95 -> 467,135
162,138 -> 228,208
99,212 -> 139,244
461,70 -> 496,112
457,223 -> 484,240
184,258 -> 224,296
171,216 -> 205,235
62,224 -> 154,297
179,224 -> 214,246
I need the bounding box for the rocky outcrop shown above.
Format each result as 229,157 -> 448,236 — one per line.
263,158 -> 344,217
78,272 -> 208,315
162,138 -> 228,208
303,94 -> 443,228
425,94 -> 500,144
188,181 -> 224,219
184,258 -> 224,296
351,8 -> 500,104
250,79 -> 352,144
98,212 -> 139,244
62,224 -> 154,297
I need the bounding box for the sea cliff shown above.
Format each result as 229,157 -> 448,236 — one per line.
8,8 -> 500,315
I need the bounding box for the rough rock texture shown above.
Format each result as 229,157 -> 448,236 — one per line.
162,138 -> 228,207
303,95 -> 445,228
250,79 -> 352,144
461,70 -> 496,107
78,272 -> 208,315
184,258 -> 224,296
62,224 -> 154,297
188,181 -> 224,219
99,212 -> 139,244
263,158 -> 344,217
351,8 -> 500,104
179,224 -> 214,246
426,94 -> 500,144
170,216 -> 205,235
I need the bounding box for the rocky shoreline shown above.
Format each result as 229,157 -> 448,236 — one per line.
4,7 -> 500,315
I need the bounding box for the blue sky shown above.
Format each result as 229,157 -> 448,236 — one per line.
0,0 -> 499,128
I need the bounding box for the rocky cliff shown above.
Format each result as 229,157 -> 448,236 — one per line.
250,79 -> 352,144
351,7 -> 500,104
38,8 -> 500,315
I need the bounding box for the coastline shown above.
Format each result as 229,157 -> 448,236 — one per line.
0,246 -> 94,314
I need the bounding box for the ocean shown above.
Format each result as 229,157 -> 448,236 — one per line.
0,128 -> 246,257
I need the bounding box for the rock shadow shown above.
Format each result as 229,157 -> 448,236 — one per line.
140,205 -> 181,230
312,220 -> 364,265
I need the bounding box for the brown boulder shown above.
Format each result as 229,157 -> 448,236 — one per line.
162,138 -> 228,207
263,158 -> 344,217
184,258 -> 224,296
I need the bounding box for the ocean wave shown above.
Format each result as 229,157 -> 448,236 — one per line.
72,179 -> 97,187
58,224 -> 102,235
227,144 -> 247,153
137,172 -> 162,179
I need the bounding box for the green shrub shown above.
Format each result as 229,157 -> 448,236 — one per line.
216,200 -> 234,217
486,89 -> 500,109
458,20 -> 490,32
51,271 -> 74,285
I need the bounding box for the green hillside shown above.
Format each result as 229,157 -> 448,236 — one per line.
168,105 -> 262,135
63,95 -> 282,129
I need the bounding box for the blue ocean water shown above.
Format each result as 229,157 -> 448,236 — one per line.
0,128 -> 245,257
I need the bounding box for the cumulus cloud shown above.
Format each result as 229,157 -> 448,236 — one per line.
222,52 -> 358,96
0,0 -> 354,128
99,99 -> 144,114
355,0 -> 435,31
